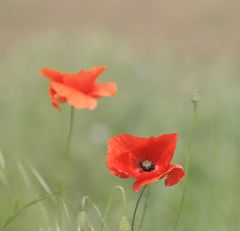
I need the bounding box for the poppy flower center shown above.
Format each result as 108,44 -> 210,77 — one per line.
140,160 -> 155,172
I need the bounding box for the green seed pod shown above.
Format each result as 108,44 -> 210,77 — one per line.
191,92 -> 200,104
119,216 -> 130,231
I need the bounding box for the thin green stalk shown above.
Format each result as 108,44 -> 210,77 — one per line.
59,106 -> 75,227
63,106 -> 75,188
138,185 -> 151,231
172,93 -> 199,231
64,106 -> 75,159
0,188 -> 64,231
131,185 -> 147,231
98,186 -> 127,231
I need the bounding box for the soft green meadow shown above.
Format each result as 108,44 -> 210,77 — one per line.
0,33 -> 240,231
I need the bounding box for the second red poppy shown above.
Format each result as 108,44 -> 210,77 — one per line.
40,66 -> 117,111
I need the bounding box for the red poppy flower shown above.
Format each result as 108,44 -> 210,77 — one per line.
40,66 -> 117,111
106,133 -> 185,192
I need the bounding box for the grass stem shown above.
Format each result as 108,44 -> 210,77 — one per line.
172,93 -> 199,231
98,186 -> 127,231
0,188 -> 64,231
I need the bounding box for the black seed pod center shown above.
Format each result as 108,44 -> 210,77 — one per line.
140,160 -> 155,172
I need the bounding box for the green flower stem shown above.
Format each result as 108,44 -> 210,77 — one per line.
172,94 -> 199,231
64,106 -> 75,159
131,185 -> 148,231
138,185 -> 151,231
58,107 -> 75,227
63,106 -> 75,189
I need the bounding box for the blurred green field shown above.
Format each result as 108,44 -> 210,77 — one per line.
0,32 -> 240,231
1,0 -> 240,230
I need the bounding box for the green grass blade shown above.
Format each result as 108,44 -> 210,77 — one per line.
0,188 -> 65,231
0,149 -> 5,170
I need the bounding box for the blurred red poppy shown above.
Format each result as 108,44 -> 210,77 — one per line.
40,66 -> 117,111
106,133 -> 185,192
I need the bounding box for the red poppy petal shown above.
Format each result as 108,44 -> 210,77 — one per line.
135,134 -> 178,165
107,151 -> 139,179
51,82 -> 97,110
49,85 -> 61,111
63,66 -> 107,93
164,164 -> 185,186
109,169 -> 130,178
107,135 -> 150,179
85,66 -> 107,81
133,164 -> 185,192
108,134 -> 147,156
54,94 -> 67,103
40,68 -> 63,83
133,172 -> 163,192
52,101 -> 61,111
107,153 -> 132,178
90,82 -> 117,97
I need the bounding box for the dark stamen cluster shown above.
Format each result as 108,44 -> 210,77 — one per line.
140,160 -> 155,172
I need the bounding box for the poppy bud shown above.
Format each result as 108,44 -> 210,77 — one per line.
191,92 -> 200,108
